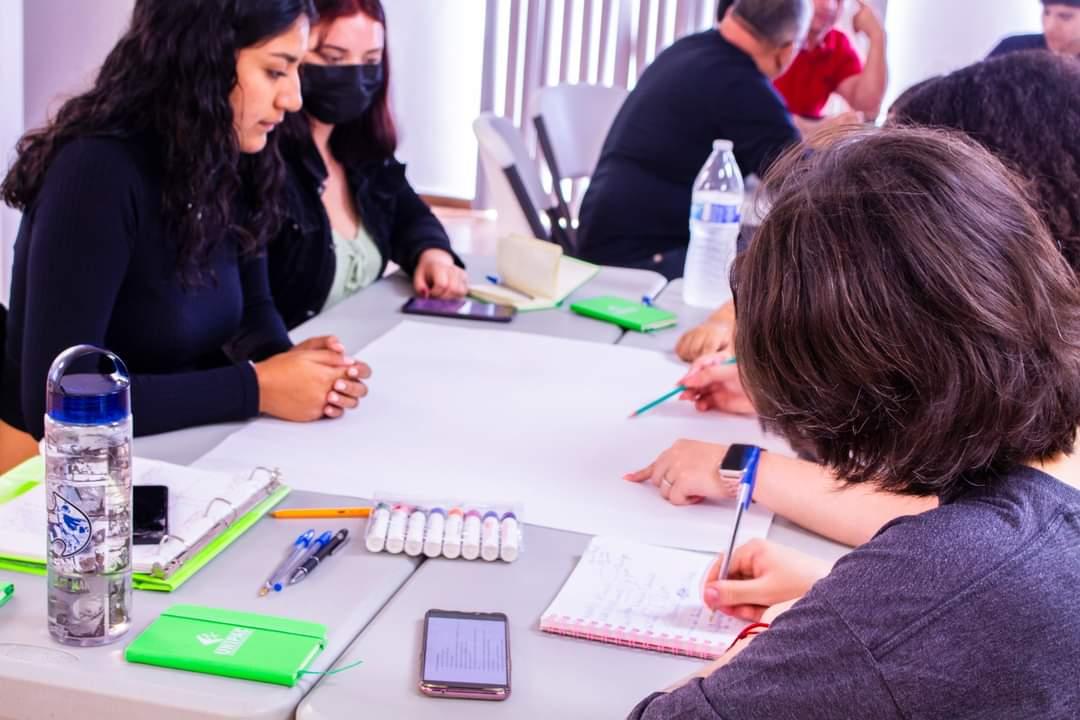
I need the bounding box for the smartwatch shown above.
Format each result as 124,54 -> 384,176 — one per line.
719,444 -> 761,481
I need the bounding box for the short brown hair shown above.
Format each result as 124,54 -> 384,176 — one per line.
733,126 -> 1080,496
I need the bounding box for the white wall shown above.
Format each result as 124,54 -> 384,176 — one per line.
22,0 -> 135,131
2,0 -> 134,302
381,0 -> 487,200
884,0 -> 1042,110
1,1 -> 25,303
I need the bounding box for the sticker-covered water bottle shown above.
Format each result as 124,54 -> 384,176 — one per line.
44,345 -> 133,646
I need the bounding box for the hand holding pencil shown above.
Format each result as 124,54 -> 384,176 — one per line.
677,354 -> 753,416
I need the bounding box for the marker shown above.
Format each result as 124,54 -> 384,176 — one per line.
272,507 -> 371,519
485,274 -> 535,300
404,507 -> 428,556
385,504 -> 411,554
480,511 -> 501,561
288,529 -> 350,585
260,529 -> 314,597
461,510 -> 482,560
365,502 -> 392,552
0,583 -> 13,609
424,509 -> 447,558
499,512 -> 520,562
443,508 -> 465,559
716,447 -> 762,583
628,386 -> 686,419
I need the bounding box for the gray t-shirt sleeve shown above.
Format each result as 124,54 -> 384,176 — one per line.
628,597 -> 903,720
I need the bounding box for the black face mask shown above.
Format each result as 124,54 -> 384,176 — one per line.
300,63 -> 384,125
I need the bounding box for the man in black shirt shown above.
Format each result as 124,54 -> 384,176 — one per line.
576,0 -> 810,278
989,1 -> 1080,57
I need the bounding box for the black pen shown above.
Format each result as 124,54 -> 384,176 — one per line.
288,529 -> 350,585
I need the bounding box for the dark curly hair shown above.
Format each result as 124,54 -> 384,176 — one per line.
282,0 -> 397,165
733,126 -> 1080,497
888,52 -> 1080,274
1,0 -> 317,285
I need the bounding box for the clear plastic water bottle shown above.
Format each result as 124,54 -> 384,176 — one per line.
44,345 -> 133,646
683,139 -> 745,307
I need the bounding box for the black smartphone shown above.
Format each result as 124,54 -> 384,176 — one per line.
402,297 -> 515,323
419,609 -> 511,701
133,485 -> 169,545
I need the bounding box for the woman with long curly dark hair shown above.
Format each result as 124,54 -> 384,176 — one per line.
889,51 -> 1080,273
0,0 -> 371,469
267,0 -> 467,329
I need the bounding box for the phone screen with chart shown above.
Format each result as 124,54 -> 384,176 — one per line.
421,611 -> 509,687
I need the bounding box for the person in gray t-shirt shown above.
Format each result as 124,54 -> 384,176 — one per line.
630,126 -> 1080,719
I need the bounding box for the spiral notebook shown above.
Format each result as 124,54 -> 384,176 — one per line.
0,456 -> 288,591
540,537 -> 747,659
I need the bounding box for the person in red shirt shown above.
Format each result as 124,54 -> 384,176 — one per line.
774,0 -> 888,120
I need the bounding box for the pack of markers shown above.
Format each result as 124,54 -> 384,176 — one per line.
364,496 -> 523,562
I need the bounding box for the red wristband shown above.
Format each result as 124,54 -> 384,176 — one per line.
726,622 -> 770,651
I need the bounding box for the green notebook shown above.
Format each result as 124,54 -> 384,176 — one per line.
570,296 -> 678,332
125,604 -> 326,687
0,456 -> 289,592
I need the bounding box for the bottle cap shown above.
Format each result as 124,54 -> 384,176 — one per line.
712,139 -> 734,151
46,345 -> 130,425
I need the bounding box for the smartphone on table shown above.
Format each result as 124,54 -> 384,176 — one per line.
132,485 -> 169,545
419,609 -> 511,700
402,297 -> 515,323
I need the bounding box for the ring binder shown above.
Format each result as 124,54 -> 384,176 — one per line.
0,458 -> 289,592
203,497 -> 236,526
143,465 -> 284,580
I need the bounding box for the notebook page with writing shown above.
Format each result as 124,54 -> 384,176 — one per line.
540,536 -> 747,659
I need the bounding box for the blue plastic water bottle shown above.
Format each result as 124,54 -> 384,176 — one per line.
44,345 -> 133,646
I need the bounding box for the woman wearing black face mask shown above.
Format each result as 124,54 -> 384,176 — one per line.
269,0 -> 467,329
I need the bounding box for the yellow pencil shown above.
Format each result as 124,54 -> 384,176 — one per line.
271,507 -> 372,519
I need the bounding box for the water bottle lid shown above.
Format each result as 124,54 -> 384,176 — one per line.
713,139 -> 734,151
46,345 -> 131,425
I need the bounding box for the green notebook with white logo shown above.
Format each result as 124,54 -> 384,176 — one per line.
570,296 -> 678,332
125,604 -> 326,686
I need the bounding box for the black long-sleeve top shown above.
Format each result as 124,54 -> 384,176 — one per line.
1,134 -> 292,439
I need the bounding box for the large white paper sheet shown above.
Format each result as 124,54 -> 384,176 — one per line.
196,322 -> 790,552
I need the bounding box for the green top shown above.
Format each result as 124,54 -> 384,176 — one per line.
323,223 -> 383,311
0,583 -> 13,608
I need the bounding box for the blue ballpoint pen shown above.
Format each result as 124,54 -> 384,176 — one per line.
717,447 -> 762,582
273,531 -> 332,593
288,529 -> 350,586
259,529 -> 315,597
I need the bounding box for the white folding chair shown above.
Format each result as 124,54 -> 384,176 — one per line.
472,113 -> 572,251
532,84 -> 629,225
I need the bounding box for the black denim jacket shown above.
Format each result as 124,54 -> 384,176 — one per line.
267,134 -> 463,329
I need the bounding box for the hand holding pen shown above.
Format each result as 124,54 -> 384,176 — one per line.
715,446 -> 761,585
700,539 -> 833,623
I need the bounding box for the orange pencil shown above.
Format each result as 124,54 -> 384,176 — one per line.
271,507 -> 372,519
